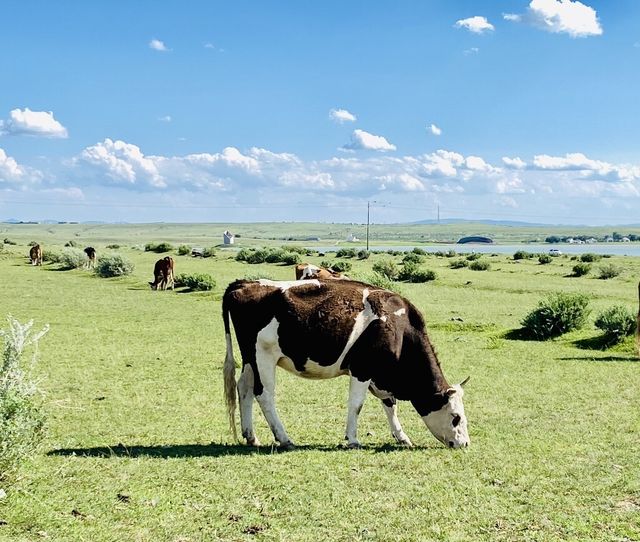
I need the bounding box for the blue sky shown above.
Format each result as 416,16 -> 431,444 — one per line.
1,0 -> 639,224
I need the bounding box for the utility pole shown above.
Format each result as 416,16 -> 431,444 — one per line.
366,201 -> 370,251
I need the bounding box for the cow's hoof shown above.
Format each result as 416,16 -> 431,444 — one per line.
347,442 -> 362,450
278,441 -> 296,451
246,437 -> 261,447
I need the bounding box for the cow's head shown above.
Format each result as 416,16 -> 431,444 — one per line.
414,377 -> 470,448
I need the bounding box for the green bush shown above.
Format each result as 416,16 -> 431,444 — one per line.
466,253 -> 481,261
145,242 -> 174,253
59,247 -> 87,269
329,260 -> 352,273
177,245 -> 191,256
280,245 -> 308,255
571,263 -> 591,277
352,272 -> 403,293
175,273 -> 216,291
412,248 -> 427,255
538,254 -> 553,265
372,259 -> 399,280
580,253 -> 601,263
402,252 -> 424,265
64,240 -> 78,248
3,238 -> 17,245
521,293 -> 590,340
42,251 -> 61,264
449,258 -> 469,269
597,264 -> 621,280
95,254 -> 135,277
236,248 -> 254,262
28,241 -> 38,247
201,247 -> 217,258
469,260 -> 491,271
357,250 -> 371,260
246,249 -> 270,264
594,306 -> 636,343
106,244 -> 120,249
513,250 -> 533,260
0,317 -> 48,482
398,264 -> 436,283
336,248 -> 357,258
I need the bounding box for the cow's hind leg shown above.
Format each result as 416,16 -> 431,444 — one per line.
237,364 -> 260,446
369,386 -> 413,446
254,324 -> 294,449
345,376 -> 371,448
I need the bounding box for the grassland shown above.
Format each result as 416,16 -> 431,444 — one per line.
0,223 -> 639,541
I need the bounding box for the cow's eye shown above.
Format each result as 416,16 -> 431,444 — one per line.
452,415 -> 461,427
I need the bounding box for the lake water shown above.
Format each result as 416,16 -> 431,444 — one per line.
312,243 -> 640,257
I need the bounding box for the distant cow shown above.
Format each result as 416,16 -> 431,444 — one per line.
29,244 -> 42,266
223,278 -> 470,449
636,282 -> 640,357
294,263 -> 343,280
149,256 -> 175,290
84,247 -> 96,269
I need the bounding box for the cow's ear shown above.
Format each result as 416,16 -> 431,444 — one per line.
445,387 -> 457,397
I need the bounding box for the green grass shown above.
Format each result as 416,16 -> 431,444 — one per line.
0,225 -> 639,541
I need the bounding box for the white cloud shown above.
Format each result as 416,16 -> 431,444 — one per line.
506,0 -> 602,38
329,108 -> 357,124
158,115 -> 172,123
149,39 -> 169,51
502,156 -> 527,169
0,148 -> 42,186
427,124 -> 442,136
343,129 -> 396,152
0,108 -> 68,138
463,47 -> 480,55
454,16 -> 495,34
531,152 -> 640,182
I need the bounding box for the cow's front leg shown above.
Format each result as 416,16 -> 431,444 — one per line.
237,364 -> 260,446
380,397 -> 413,447
345,376 -> 371,448
254,346 -> 294,449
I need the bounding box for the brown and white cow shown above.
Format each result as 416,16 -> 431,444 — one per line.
149,256 -> 175,290
29,244 -> 43,266
84,247 -> 96,269
294,263 -> 343,280
223,278 -> 470,449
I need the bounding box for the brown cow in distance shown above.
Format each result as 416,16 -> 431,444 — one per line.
294,263 -> 344,280
29,244 -> 43,266
149,256 -> 175,290
84,247 -> 96,269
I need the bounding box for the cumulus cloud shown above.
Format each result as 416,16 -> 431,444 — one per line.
531,152 -> 639,182
0,148 -> 42,187
343,129 -> 396,152
0,108 -> 68,138
502,156 -> 527,169
505,0 -> 602,38
329,108 -> 357,124
454,16 -> 494,34
149,39 -> 169,51
427,124 -> 442,136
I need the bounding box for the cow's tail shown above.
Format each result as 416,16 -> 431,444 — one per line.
636,281 -> 640,358
222,295 -> 238,442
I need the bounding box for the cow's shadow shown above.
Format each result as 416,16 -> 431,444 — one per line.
47,441 -> 432,458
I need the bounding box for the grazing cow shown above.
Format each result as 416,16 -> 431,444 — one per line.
29,244 -> 42,266
149,256 -> 175,290
223,279 -> 470,449
294,262 -> 343,280
636,282 -> 640,357
84,247 -> 96,269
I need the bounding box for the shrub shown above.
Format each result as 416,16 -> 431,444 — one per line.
571,263 -> 591,277
336,248 -> 357,258
28,241 -> 38,247
106,244 -> 120,249
513,250 -> 533,260
594,306 -> 636,343
145,242 -> 174,253
466,253 -> 481,261
469,260 -> 491,271
177,245 -> 191,256
353,272 -> 403,293
357,250 -> 371,260
399,264 -> 437,283
95,254 -> 135,277
64,240 -> 78,248
580,253 -> 601,263
329,260 -> 352,273
246,249 -> 270,264
42,251 -> 61,264
280,245 -> 307,255
521,293 -> 590,340
597,264 -> 621,280
449,258 -> 469,269
59,247 -> 87,270
402,252 -> 424,265
372,259 -> 399,280
0,317 -> 48,482
3,238 -> 16,245
175,273 -> 216,291
236,248 -> 254,262
538,254 -> 553,265
280,251 -> 302,265
412,248 -> 427,255
202,247 -> 217,258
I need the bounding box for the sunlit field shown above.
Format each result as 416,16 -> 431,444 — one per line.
0,223 -> 639,541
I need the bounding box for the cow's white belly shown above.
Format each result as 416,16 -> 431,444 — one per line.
277,356 -> 348,379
